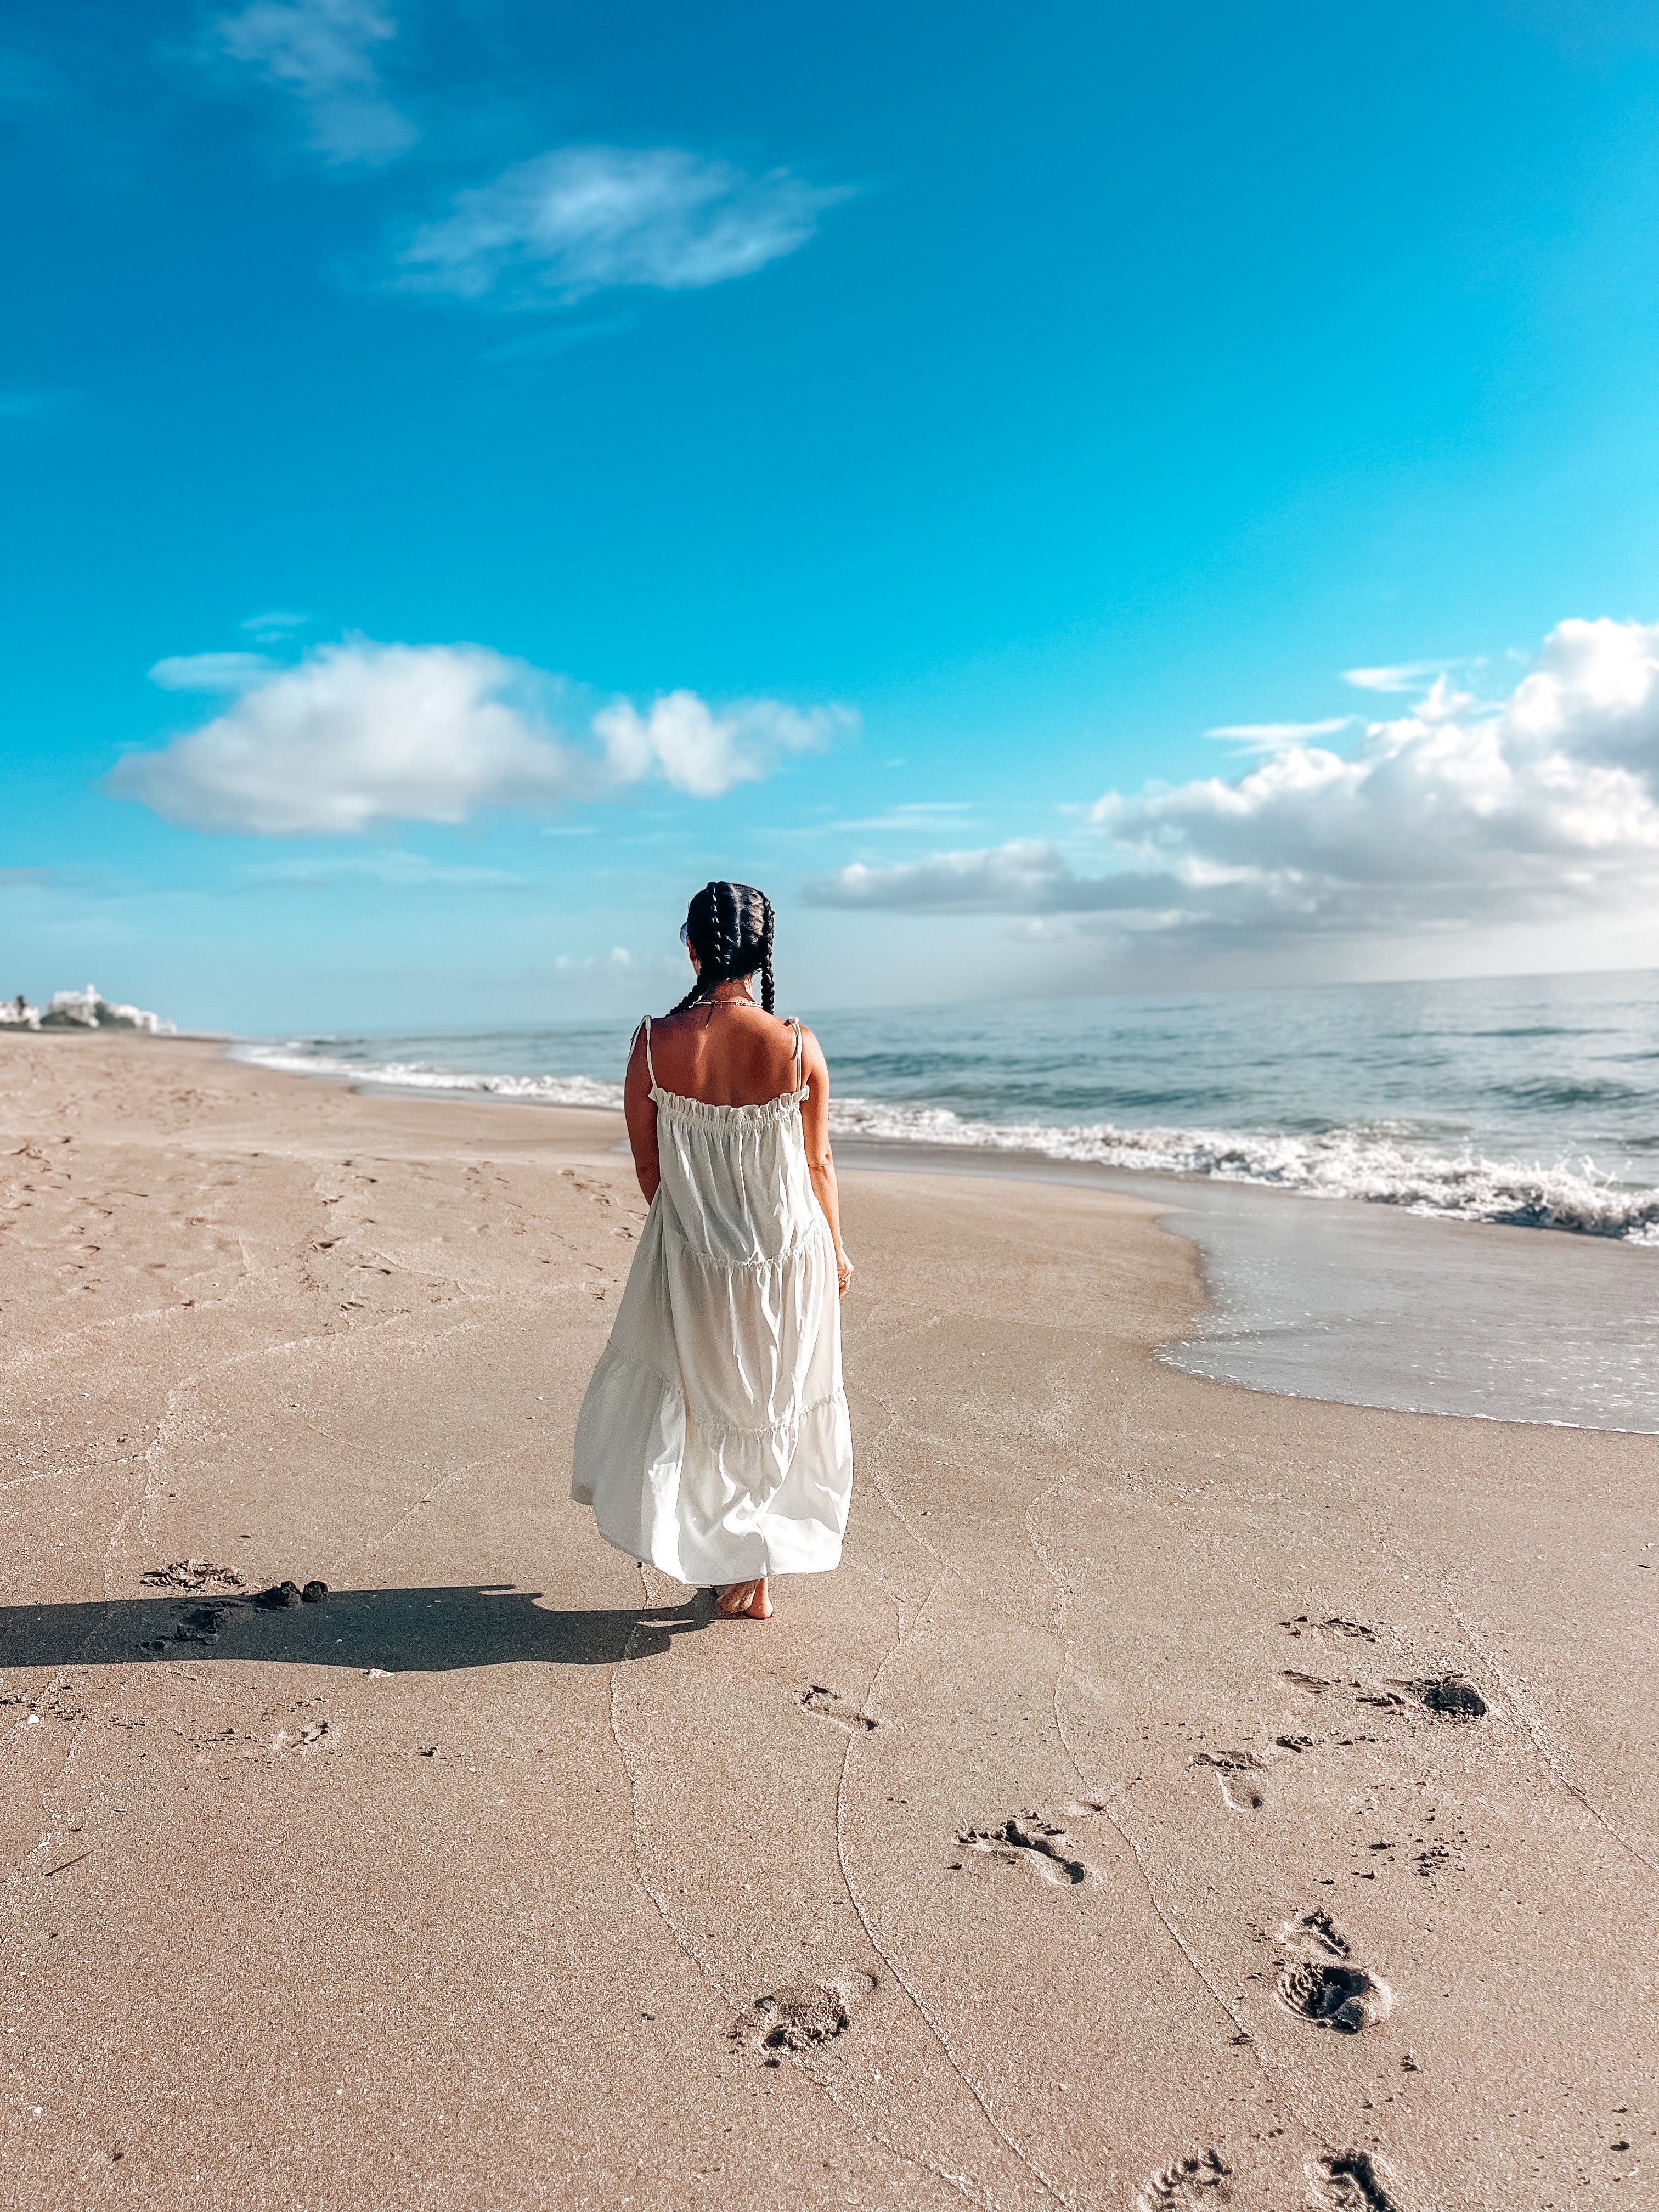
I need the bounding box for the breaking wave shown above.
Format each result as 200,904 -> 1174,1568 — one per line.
236,1040 -> 1659,1243
234,1045 -> 625,1113
826,1096 -> 1659,1241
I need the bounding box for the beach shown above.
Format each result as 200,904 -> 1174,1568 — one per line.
1,1035 -> 1654,2210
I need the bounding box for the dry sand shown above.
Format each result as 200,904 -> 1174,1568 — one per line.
0,1034 -> 1654,2211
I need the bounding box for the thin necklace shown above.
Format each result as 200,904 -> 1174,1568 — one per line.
704,991 -> 757,1007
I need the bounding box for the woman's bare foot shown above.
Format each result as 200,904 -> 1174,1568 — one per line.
716,1577 -> 771,1619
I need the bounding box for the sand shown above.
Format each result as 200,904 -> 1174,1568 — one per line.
0,1034 -> 1654,2211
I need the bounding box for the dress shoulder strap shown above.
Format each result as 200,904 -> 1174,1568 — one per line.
790,1017 -> 803,1092
638,1015 -> 656,1088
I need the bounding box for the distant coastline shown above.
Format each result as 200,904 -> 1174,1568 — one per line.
1,984 -> 177,1035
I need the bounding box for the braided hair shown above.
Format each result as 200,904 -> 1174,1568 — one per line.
668,882 -> 776,1015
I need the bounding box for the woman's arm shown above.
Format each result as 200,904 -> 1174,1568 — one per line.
623,1024 -> 661,1203
799,1026 -> 853,1295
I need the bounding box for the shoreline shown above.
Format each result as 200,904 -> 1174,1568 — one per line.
223,1039 -> 1659,1437
1,1032 -> 1654,2209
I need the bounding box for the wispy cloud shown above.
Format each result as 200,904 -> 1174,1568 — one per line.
780,800 -> 977,834
1204,716 -> 1355,752
240,608 -> 310,641
217,0 -> 415,164
555,946 -> 637,973
805,840 -> 1155,914
115,639 -> 853,834
1342,658 -> 1469,693
149,651 -> 274,692
477,314 -> 640,365
392,145 -> 849,307
240,851 -> 523,887
806,618 -> 1659,955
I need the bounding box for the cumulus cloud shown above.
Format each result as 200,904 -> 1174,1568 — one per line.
114,639 -> 849,834
806,618 -> 1659,954
593,690 -> 845,800
217,0 -> 414,163
393,145 -> 847,306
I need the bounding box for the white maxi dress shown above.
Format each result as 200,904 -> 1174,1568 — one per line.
571,1017 -> 854,1584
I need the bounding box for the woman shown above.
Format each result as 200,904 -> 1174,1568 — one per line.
571,882 -> 854,1621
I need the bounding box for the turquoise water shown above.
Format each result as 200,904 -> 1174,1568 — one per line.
240,966 -> 1659,1238
236,969 -> 1659,1430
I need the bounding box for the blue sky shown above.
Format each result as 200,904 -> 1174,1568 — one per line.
7,0 -> 1659,1031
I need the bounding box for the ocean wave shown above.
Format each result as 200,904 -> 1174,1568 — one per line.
234,1045 -> 624,1112
825,1096 -> 1659,1242
238,1042 -> 1659,1243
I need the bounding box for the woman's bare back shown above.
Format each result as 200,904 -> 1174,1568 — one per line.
640,1004 -> 808,1107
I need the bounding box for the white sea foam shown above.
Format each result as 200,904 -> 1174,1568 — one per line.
238,1041 -> 1659,1242
827,1096 -> 1659,1240
235,1045 -> 624,1112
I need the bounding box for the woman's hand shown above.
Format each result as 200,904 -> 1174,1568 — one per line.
836,1249 -> 855,1297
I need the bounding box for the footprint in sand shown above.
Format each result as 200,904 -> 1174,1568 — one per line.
1309,2149 -> 1406,2211
170,1602 -> 233,1646
1276,1910 -> 1392,2033
797,1684 -> 878,1734
1282,1616 -> 1376,1643
1281,1669 -> 1334,1696
1389,1674 -> 1488,1720
1135,2148 -> 1234,2207
1192,1750 -> 1267,1811
951,1802 -> 1104,1885
730,1972 -> 877,2067
1282,1668 -> 1488,1726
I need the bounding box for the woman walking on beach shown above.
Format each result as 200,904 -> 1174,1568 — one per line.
571,882 -> 854,1621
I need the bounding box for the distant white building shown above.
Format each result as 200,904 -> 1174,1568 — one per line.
37,986 -> 177,1035
0,994 -> 40,1029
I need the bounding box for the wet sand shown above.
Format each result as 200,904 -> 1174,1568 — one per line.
1,1035 -> 1654,2210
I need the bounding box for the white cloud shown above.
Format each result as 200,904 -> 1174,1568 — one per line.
807,841 -> 1154,913
832,801 -> 976,831
592,690 -> 846,800
217,0 -> 414,163
1342,658 -> 1469,693
149,652 -> 274,692
393,145 -> 847,306
240,608 -> 309,640
806,618 -> 1659,956
240,852 -> 523,887
114,638 -> 850,834
556,947 -> 636,973
1205,716 -> 1355,752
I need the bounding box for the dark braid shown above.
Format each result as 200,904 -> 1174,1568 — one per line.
667,881 -> 777,1017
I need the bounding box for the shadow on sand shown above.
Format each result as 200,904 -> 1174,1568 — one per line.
0,1584 -> 716,1675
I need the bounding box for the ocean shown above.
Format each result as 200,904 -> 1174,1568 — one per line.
236,965 -> 1659,1434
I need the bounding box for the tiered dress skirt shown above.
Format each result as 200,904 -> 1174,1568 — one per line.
571,1080 -> 854,1584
